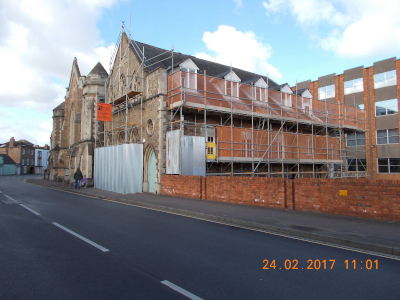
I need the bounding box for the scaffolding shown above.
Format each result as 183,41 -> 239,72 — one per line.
95,23 -> 368,179
167,70 -> 368,178
95,23 -> 173,149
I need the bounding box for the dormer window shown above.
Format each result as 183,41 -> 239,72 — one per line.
179,59 -> 199,90
224,71 -> 241,98
254,78 -> 268,102
280,84 -> 293,107
181,68 -> 197,90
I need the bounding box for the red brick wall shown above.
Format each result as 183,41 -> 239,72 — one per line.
294,178 -> 400,221
205,176 -> 286,208
161,175 -> 400,222
161,175 -> 202,199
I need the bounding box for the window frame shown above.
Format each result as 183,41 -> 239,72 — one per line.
346,132 -> 366,147
181,68 -> 197,90
282,92 -> 292,107
344,78 -> 364,95
376,128 -> 399,145
374,70 -> 397,89
254,86 -> 267,102
378,158 -> 400,173
375,99 -> 398,116
347,159 -> 367,172
318,84 -> 335,100
225,80 -> 239,98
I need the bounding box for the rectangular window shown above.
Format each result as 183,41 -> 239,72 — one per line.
377,129 -> 399,144
302,97 -> 312,112
23,166 -> 27,173
282,93 -> 292,107
347,159 -> 367,171
378,158 -> 400,173
31,150 -> 33,155
357,104 -> 365,110
375,99 -> 398,116
344,78 -> 363,95
181,68 -> 197,90
225,81 -> 239,97
254,86 -> 267,102
374,70 -> 397,89
22,158 -> 24,165
38,151 -> 42,157
346,132 -> 366,146
22,149 -> 25,154
318,84 -> 335,100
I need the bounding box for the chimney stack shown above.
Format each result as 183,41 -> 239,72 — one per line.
9,137 -> 15,147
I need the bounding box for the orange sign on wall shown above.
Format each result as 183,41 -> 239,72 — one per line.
97,103 -> 112,122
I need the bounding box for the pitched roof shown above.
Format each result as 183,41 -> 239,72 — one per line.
16,140 -> 34,146
53,102 -> 65,111
268,83 -> 288,91
0,154 -> 16,164
88,62 -> 108,78
1,140 -> 34,147
131,40 -> 279,87
292,88 -> 308,95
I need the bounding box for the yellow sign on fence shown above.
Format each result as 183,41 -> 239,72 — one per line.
207,142 -> 216,160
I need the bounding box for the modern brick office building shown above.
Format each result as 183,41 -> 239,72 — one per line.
294,57 -> 400,179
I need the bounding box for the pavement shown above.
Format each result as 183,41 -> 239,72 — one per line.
26,177 -> 400,257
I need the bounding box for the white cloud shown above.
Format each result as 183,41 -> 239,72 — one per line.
0,110 -> 53,146
196,25 -> 282,81
0,0 -> 118,111
262,0 -> 400,58
0,0 -> 119,146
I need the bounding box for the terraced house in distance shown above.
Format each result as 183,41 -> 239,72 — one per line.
89,24 -> 366,194
293,57 -> 400,180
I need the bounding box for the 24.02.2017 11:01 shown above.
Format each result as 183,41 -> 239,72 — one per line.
263,259 -> 378,270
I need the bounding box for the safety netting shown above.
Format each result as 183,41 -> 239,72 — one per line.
216,126 -> 340,161
168,71 -> 365,130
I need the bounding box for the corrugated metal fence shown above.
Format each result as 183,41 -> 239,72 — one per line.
94,144 -> 143,194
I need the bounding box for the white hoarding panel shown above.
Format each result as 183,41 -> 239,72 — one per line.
94,143 -> 143,194
166,130 -> 180,174
181,136 -> 206,177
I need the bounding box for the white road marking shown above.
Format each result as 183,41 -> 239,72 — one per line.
52,222 -> 109,252
20,204 -> 41,216
161,280 -> 203,300
4,194 -> 18,203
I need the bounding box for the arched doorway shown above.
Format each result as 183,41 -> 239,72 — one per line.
144,145 -> 156,193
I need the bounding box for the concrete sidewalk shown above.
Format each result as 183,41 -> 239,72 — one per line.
26,178 -> 400,257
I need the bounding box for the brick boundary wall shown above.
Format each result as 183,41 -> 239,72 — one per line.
205,176 -> 286,208
161,175 -> 400,222
294,179 -> 400,222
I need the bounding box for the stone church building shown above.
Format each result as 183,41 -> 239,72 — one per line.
48,58 -> 108,185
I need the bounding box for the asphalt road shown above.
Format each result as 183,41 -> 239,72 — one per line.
1,175 -> 399,300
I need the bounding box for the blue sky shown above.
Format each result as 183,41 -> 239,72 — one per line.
1,0 -> 400,145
